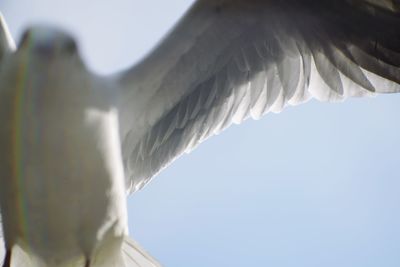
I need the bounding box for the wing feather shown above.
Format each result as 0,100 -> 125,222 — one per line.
117,0 -> 400,193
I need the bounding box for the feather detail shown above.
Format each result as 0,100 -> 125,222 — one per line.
117,0 -> 400,192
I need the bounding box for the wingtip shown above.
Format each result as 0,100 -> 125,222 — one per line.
0,11 -> 16,52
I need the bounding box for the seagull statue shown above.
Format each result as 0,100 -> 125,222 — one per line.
1,0 -> 400,266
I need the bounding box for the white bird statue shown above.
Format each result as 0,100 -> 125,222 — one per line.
0,0 -> 399,266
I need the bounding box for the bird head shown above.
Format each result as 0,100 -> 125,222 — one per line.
8,26 -> 88,82
18,26 -> 79,60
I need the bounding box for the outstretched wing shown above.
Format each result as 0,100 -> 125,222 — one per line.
116,0 -> 400,193
0,12 -> 15,65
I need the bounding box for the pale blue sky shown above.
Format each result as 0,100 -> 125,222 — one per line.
2,1 -> 400,266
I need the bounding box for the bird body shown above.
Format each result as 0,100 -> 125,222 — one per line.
0,29 -> 129,266
0,0 -> 399,266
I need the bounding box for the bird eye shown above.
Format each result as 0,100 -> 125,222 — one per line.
64,39 -> 77,54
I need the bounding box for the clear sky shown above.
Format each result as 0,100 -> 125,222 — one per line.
2,1 -> 400,266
